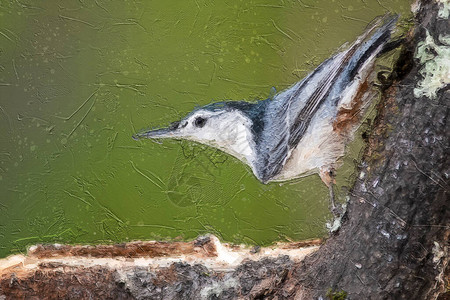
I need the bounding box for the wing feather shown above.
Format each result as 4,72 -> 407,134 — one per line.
253,15 -> 398,183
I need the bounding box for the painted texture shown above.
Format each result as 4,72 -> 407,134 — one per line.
0,0 -> 411,258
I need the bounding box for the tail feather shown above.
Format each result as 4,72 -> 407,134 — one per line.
346,14 -> 399,79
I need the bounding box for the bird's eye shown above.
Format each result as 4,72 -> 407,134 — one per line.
194,116 -> 207,128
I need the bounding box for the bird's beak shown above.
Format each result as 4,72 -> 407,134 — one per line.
132,121 -> 181,140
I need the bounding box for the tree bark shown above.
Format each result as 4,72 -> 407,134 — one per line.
286,1 -> 449,298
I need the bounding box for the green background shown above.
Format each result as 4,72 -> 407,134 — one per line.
0,0 -> 411,258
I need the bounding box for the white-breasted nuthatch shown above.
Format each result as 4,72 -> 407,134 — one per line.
133,15 -> 398,211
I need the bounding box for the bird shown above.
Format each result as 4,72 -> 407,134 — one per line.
133,15 -> 398,213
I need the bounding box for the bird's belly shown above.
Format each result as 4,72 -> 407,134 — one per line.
273,117 -> 346,181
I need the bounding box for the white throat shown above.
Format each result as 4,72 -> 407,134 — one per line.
193,111 -> 256,167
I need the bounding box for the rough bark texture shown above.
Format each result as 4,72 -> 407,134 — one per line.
283,1 -> 449,299
0,1 -> 448,299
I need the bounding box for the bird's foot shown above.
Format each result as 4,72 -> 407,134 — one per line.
320,166 -> 346,231
319,166 -> 341,217
326,182 -> 346,233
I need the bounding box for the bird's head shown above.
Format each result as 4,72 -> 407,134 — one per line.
133,102 -> 259,164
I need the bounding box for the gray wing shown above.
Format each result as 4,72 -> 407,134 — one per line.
253,15 -> 398,183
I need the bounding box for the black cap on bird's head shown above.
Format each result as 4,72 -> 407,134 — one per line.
132,100 -> 267,141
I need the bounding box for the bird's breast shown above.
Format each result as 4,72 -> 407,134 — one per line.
273,114 -> 345,181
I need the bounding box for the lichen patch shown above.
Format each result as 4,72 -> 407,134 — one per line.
414,30 -> 450,99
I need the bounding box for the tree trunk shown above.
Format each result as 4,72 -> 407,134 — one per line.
286,1 -> 449,298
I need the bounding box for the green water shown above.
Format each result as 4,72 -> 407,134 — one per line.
0,0 -> 411,258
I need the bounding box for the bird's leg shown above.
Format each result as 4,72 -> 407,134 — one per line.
319,166 -> 340,218
328,181 -> 337,212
